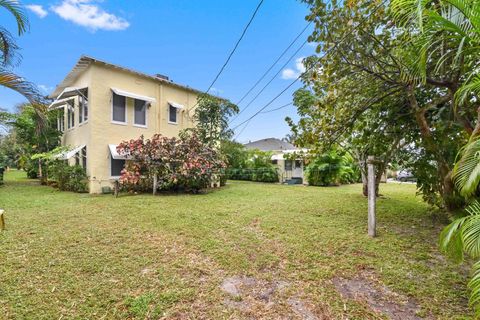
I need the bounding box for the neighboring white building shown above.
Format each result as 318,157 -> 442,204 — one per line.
244,138 -> 307,184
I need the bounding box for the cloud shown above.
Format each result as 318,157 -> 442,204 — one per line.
281,57 -> 305,80
51,0 -> 130,31
38,84 -> 53,93
281,68 -> 298,80
209,87 -> 224,95
26,4 -> 48,18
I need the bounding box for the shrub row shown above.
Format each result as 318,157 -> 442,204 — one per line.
226,168 -> 279,183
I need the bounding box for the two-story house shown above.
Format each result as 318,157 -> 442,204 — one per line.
48,56 -> 201,193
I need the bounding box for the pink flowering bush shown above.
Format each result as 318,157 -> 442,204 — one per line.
117,131 -> 225,193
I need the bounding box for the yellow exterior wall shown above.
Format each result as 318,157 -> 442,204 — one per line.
59,63 -> 198,193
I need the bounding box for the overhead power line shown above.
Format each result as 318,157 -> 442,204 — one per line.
259,102 -> 293,114
235,102 -> 293,140
231,0 -> 388,134
229,39 -> 308,125
235,22 -> 312,106
187,0 -> 265,112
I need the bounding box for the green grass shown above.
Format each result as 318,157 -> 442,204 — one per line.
0,170 -> 472,319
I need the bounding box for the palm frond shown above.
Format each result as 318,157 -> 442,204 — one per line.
455,74 -> 480,106
439,214 -> 468,262
0,69 -> 46,105
462,204 -> 480,258
390,0 -> 430,30
453,138 -> 480,197
468,260 -> 480,312
0,26 -> 20,66
0,0 -> 29,35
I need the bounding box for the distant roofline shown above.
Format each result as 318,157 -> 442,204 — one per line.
49,55 -> 207,99
243,137 -> 297,151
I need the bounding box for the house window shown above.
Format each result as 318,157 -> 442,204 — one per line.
285,160 -> 293,171
111,157 -> 125,177
295,160 -> 302,168
112,92 -> 126,123
134,99 -> 147,126
169,104 -> 177,123
67,103 -> 75,129
81,147 -> 87,171
57,112 -> 65,132
79,96 -> 88,124
271,160 -> 278,165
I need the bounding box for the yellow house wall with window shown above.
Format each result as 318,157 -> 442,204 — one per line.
51,56 -> 200,193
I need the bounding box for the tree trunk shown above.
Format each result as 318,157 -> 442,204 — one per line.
152,174 -> 158,195
38,159 -> 43,178
407,87 -> 460,211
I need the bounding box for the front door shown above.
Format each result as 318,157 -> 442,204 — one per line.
292,160 -> 303,178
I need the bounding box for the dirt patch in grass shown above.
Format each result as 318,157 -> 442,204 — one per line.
221,276 -> 330,319
333,274 -> 424,319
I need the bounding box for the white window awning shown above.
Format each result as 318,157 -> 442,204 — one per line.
54,145 -> 85,160
111,88 -> 156,103
168,101 -> 184,109
48,87 -> 88,109
109,144 -> 132,160
271,154 -> 284,161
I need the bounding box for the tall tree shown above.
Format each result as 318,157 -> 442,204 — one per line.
294,0 -> 476,209
193,94 -> 239,147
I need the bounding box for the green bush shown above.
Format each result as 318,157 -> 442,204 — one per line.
226,167 -> 279,183
48,161 -> 88,193
306,150 -> 360,186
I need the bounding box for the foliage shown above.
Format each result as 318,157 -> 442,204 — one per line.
0,131 -> 22,168
2,105 -> 62,178
222,145 -> 279,183
0,1 -> 46,107
47,161 -> 88,193
294,0 -> 478,209
193,94 -> 239,147
305,149 -> 359,186
220,140 -> 250,169
117,132 -> 225,194
391,0 -> 480,105
226,167 -> 279,183
440,201 -> 480,313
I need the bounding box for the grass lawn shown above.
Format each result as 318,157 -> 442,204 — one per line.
0,170 -> 472,319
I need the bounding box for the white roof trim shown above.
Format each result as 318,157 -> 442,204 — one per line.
54,145 -> 85,160
109,144 -> 132,160
168,101 -> 184,109
48,97 -> 72,110
111,88 -> 156,103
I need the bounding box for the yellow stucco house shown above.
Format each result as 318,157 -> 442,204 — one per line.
48,56 -> 201,193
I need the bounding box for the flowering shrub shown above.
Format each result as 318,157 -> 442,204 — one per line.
117,132 -> 225,193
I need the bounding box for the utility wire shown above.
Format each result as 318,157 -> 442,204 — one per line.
235,102 -> 293,140
235,22 -> 312,106
187,0 -> 265,113
229,39 -> 308,124
259,102 -> 293,114
231,0 -> 388,133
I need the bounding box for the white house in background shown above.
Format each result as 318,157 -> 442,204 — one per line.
244,138 -> 307,184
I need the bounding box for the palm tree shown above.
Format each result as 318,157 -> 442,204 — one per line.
0,0 -> 45,104
391,0 -> 480,104
391,0 -> 480,313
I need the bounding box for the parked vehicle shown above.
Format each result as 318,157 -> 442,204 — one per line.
397,170 -> 415,182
